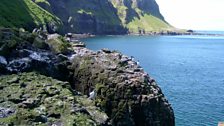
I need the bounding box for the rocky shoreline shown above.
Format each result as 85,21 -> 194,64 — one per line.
0,28 -> 174,126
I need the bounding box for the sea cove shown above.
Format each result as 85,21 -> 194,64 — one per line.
83,35 -> 224,126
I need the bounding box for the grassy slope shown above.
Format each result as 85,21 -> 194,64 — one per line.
111,1 -> 173,33
0,0 -> 61,30
127,14 -> 172,33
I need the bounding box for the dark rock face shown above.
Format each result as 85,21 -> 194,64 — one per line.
46,0 -> 127,34
70,47 -> 175,126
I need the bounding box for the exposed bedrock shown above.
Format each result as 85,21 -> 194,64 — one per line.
70,47 -> 175,126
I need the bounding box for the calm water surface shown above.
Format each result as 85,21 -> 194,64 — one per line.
82,35 -> 224,126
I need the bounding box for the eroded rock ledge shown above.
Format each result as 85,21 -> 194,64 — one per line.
70,47 -> 175,126
0,28 -> 174,126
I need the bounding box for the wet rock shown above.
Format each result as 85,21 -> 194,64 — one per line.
6,58 -> 31,72
29,51 -> 50,62
0,107 -> 15,118
0,56 -> 7,66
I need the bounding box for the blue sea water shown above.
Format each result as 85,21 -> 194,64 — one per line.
82,34 -> 224,126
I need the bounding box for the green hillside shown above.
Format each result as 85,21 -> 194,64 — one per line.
111,0 -> 173,33
0,0 -> 61,31
0,0 -> 173,34
127,14 -> 172,33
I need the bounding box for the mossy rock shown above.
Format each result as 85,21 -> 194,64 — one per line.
0,72 -> 107,126
32,37 -> 49,49
46,36 -> 70,54
0,39 -> 18,56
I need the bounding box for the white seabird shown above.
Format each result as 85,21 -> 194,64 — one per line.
89,90 -> 96,100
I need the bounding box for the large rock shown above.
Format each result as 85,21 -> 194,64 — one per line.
0,28 -> 72,80
70,47 -> 175,126
0,28 -> 175,125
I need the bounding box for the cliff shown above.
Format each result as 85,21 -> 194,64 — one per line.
0,28 -> 175,125
0,0 -> 172,34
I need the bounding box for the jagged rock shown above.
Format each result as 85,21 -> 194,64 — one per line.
70,47 -> 175,126
0,107 -> 15,118
7,58 -> 32,72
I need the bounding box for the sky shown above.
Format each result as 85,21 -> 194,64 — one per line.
156,0 -> 224,31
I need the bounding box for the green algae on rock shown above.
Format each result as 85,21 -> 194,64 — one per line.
0,72 -> 108,126
70,47 -> 175,126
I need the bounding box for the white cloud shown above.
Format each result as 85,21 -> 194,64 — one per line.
156,0 -> 224,30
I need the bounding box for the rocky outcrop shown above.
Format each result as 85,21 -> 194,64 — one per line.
70,47 -> 175,126
0,28 -> 73,81
0,28 -> 175,125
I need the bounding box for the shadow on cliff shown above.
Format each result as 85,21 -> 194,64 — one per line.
47,0 -> 128,35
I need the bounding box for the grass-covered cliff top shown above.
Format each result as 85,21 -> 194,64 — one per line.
0,0 -> 61,31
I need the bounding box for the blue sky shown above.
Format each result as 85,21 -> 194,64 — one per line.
156,0 -> 224,31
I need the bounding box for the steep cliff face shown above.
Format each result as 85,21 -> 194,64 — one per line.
0,0 -> 171,34
110,0 -> 165,22
110,0 -> 171,33
46,0 -> 126,34
44,0 -> 171,34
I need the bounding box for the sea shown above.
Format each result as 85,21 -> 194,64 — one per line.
82,31 -> 224,126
